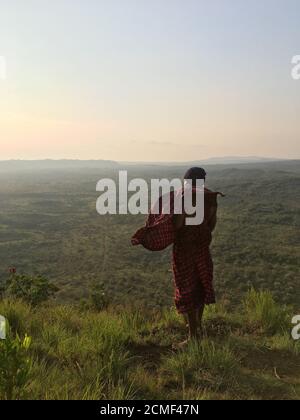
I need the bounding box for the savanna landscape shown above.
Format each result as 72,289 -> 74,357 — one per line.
1,0 -> 300,405
0,159 -> 299,400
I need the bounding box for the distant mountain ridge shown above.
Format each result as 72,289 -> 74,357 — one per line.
120,156 -> 290,166
0,157 -> 296,172
0,159 -> 119,172
187,156 -> 284,165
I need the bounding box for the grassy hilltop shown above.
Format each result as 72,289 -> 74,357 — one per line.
0,290 -> 299,400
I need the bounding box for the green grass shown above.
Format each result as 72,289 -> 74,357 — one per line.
161,339 -> 239,393
243,289 -> 290,334
0,291 -> 299,400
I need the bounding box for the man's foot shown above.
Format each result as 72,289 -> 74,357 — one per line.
172,339 -> 189,350
172,336 -> 201,351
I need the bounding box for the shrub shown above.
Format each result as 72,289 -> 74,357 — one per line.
0,323 -> 32,400
5,273 -> 58,306
87,281 -> 109,311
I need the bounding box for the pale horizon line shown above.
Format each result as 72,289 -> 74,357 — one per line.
0,155 -> 297,164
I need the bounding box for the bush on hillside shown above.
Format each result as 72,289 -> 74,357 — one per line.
4,273 -> 58,306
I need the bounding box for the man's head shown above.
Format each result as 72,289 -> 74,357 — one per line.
184,167 -> 206,188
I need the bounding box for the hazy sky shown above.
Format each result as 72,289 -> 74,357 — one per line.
0,0 -> 299,161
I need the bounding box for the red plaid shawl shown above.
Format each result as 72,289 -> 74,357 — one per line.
131,190 -> 177,251
132,188 -> 224,313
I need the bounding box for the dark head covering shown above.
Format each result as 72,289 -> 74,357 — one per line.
184,167 -> 206,187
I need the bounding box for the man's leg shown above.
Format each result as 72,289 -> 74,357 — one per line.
187,310 -> 199,339
197,304 -> 205,336
174,309 -> 202,349
183,305 -> 204,336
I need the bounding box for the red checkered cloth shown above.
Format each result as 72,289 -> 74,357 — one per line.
172,223 -> 215,313
131,191 -> 177,251
132,188 -> 224,313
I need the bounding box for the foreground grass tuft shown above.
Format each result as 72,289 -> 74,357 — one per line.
243,289 -> 290,334
162,339 -> 239,391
